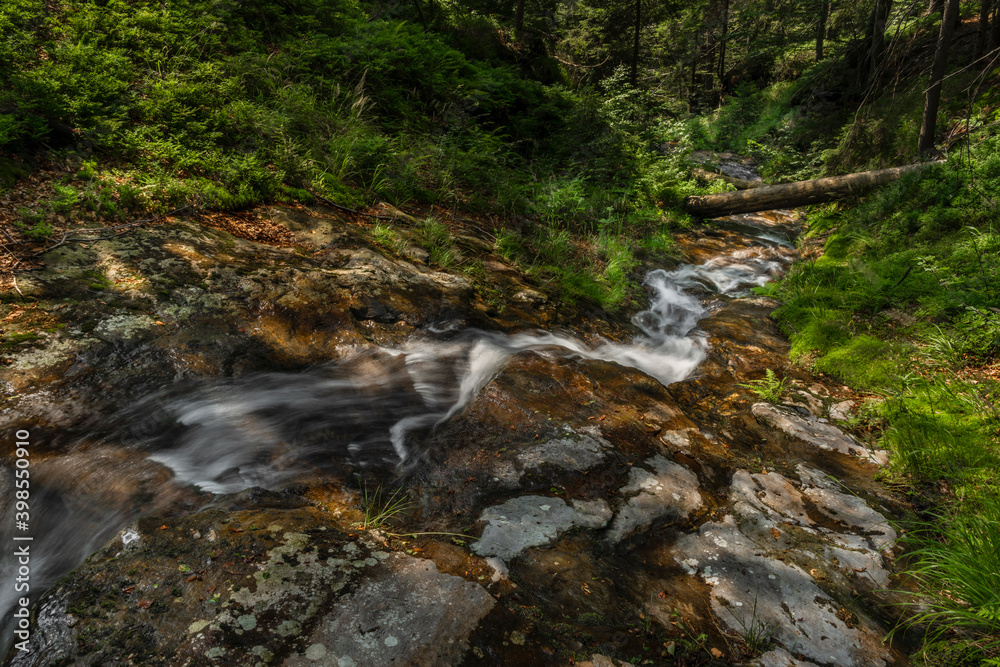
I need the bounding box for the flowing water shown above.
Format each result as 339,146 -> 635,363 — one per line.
0,214 -> 798,654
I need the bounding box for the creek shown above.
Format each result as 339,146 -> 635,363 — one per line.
1,204 -> 908,666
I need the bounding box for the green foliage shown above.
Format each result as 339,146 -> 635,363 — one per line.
360,483 -> 413,530
739,369 -> 789,403
418,217 -> 460,268
370,222 -> 407,255
14,207 -> 54,241
897,494 -> 1000,661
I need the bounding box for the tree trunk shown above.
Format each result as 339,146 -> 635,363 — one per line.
683,162 -> 945,218
977,0 -> 992,58
928,0 -> 943,15
689,37 -> 698,109
412,0 -> 427,27
816,0 -> 830,60
865,0 -> 893,84
718,0 -> 730,79
918,0 -> 960,155
631,0 -> 641,86
515,0 -> 525,39
992,0 -> 1000,50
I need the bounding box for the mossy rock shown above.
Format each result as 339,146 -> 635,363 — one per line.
0,156 -> 29,190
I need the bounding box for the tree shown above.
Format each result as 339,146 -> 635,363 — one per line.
918,0 -> 960,155
631,0 -> 642,84
816,0 -> 830,60
863,0 -> 893,84
976,0 -> 992,58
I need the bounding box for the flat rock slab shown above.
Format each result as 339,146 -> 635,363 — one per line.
472,496 -> 612,561
674,515 -> 894,667
754,648 -> 820,666
731,467 -> 896,587
605,455 -> 702,543
283,553 -> 494,667
752,402 -> 888,465
8,506 -> 494,667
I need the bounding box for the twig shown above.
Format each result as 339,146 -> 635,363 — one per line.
11,273 -> 23,298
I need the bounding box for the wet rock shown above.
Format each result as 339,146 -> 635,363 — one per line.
283,553 -> 494,667
605,455 -> 702,544
9,505 -> 495,667
751,402 -> 887,465
472,495 -> 612,561
517,428 -> 609,472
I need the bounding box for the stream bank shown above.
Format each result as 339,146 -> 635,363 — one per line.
1,201 -> 912,666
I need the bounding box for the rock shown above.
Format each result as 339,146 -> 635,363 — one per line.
283,553 -> 494,666
8,506 -> 495,667
512,288 -> 548,305
784,389 -> 824,416
731,467 -> 897,589
517,429 -> 609,472
604,456 -> 702,544
472,496 -> 612,561
731,469 -> 813,526
751,402 -> 887,464
754,648 -> 820,666
577,655 -> 634,667
673,515 -> 894,667
829,400 -> 856,422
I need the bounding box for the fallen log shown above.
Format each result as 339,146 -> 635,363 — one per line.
683,161 -> 945,218
691,167 -> 764,190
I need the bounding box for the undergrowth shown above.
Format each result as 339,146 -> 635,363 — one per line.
761,123 -> 1000,663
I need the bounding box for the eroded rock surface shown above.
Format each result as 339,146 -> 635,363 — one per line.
472,495 -> 613,561
2,204 -> 913,666
752,402 -> 889,465
604,455 -> 703,544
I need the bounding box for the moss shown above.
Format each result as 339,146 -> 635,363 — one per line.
1,331 -> 42,351
0,157 -> 29,190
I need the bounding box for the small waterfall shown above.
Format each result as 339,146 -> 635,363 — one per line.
146,244 -> 790,492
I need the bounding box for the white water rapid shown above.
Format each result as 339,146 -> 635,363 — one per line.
148,244 -> 791,493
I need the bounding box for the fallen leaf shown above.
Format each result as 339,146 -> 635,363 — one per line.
770,527 -> 782,539
710,647 -> 724,658
138,599 -> 152,609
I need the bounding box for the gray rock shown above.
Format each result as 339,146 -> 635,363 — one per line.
604,456 -> 702,544
673,515 -> 893,667
472,496 -> 612,561
829,400 -> 856,422
512,288 -> 548,305
284,553 -> 494,667
731,469 -> 813,526
752,402 -> 887,464
517,429 -> 609,472
754,648 -> 820,666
